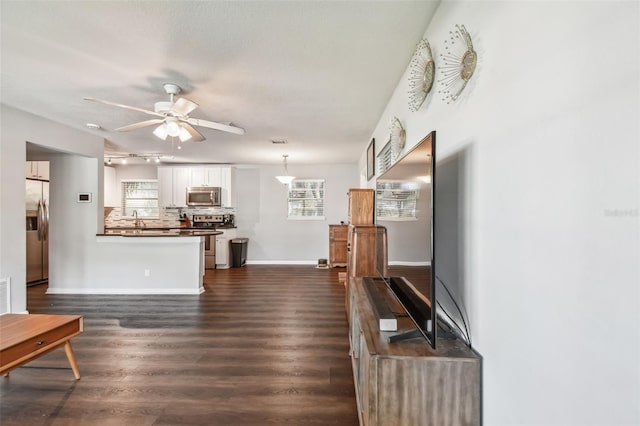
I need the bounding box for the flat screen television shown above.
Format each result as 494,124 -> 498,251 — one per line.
375,131 -> 437,348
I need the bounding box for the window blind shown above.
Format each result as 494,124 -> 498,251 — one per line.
376,181 -> 419,220
287,179 -> 325,219
121,180 -> 159,218
377,140 -> 393,176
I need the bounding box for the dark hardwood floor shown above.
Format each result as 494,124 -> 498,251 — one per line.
1,265 -> 358,426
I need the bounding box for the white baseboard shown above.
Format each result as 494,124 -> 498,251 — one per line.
241,260 -> 429,266
388,261 -> 431,267
46,287 -> 204,295
229,261 -> 427,266
246,260 -> 317,265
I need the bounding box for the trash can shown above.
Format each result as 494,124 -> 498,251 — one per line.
230,238 -> 249,267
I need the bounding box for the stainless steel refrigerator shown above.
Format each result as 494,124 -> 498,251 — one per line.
26,179 -> 49,284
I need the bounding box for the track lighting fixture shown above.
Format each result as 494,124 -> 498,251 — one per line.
104,153 -> 166,165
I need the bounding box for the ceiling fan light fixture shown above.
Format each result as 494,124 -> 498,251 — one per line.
154,101 -> 173,114
153,124 -> 169,140
85,83 -> 245,142
178,126 -> 192,142
165,118 -> 181,137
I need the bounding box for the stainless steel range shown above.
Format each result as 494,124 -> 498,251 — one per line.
192,215 -> 223,269
192,214 -> 224,228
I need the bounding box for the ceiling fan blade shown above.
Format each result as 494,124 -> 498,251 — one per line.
185,117 -> 245,135
115,119 -> 165,132
180,123 -> 205,142
84,97 -> 165,118
172,97 -> 199,117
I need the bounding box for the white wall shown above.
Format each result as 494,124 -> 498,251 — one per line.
48,154 -> 101,290
235,163 -> 358,262
114,164 -> 157,181
0,111 -> 211,298
112,164 -> 158,202
0,105 -> 104,313
365,2 -> 639,425
102,162 -> 359,262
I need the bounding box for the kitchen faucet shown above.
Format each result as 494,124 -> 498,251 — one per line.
132,210 -> 145,228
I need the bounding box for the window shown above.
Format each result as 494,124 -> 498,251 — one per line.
376,181 -> 419,221
121,180 -> 159,218
287,179 -> 325,220
377,140 -> 393,176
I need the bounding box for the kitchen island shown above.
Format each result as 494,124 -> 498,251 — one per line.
49,229 -> 222,295
100,228 -> 223,237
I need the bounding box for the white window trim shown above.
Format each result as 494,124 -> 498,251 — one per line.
121,179 -> 160,219
377,217 -> 419,222
287,216 -> 326,221
287,178 -> 326,220
377,140 -> 393,176
376,180 -> 419,221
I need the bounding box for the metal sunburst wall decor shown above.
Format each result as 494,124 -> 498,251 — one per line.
389,117 -> 406,161
407,39 -> 435,112
438,24 -> 477,104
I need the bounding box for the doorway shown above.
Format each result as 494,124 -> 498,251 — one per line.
26,142 -> 53,292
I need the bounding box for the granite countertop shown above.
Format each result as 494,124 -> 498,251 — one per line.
104,225 -> 236,230
98,229 -> 223,237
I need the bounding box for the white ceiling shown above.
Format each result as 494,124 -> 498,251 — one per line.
1,1 -> 438,165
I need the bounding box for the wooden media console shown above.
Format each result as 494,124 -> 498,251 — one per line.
348,277 -> 481,426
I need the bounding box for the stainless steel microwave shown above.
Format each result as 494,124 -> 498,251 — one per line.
186,186 -> 221,207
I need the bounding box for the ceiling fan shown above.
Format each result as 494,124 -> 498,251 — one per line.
84,83 -> 245,142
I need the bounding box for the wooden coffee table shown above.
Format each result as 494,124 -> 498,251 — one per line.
0,314 -> 83,379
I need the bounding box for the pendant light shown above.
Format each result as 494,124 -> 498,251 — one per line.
275,154 -> 295,185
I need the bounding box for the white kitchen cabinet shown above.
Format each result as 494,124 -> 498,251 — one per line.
39,162 -> 50,180
158,167 -> 189,208
26,161 -> 50,181
158,167 -> 172,207
189,167 -> 221,187
219,166 -> 235,207
187,166 -> 235,207
188,167 -> 206,187
215,228 -> 237,269
158,167 -> 173,207
26,161 -> 37,179
104,166 -> 119,207
173,168 -> 189,207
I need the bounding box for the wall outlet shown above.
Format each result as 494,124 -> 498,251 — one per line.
144,269 -> 150,277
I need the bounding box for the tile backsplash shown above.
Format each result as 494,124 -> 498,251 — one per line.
105,207 -> 236,228
105,208 -> 179,228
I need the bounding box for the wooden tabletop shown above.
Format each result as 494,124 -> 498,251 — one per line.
0,314 -> 82,351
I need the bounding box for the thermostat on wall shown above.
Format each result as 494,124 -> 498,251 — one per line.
77,192 -> 92,203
